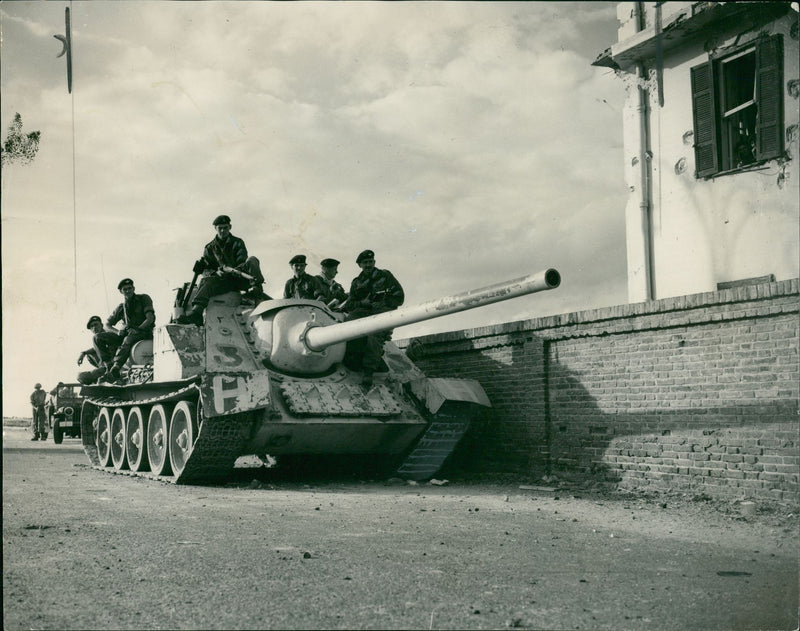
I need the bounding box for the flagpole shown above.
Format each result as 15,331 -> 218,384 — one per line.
66,2 -> 77,302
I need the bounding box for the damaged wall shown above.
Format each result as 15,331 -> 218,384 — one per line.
614,3 -> 799,301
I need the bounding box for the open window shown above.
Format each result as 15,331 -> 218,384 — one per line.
691,35 -> 783,177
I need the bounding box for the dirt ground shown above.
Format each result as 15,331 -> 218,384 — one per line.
3,423 -> 798,630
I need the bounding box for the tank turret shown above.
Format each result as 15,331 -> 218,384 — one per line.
79,269 -> 561,484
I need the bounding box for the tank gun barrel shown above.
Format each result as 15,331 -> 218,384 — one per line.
304,268 -> 561,352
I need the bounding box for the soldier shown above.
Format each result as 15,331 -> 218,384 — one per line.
315,258 -> 348,309
283,255 -> 325,300
105,278 -> 156,382
178,215 -> 266,325
30,383 -> 47,441
344,249 -> 404,388
77,315 -> 123,385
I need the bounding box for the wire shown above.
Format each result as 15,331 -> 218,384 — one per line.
69,0 -> 77,302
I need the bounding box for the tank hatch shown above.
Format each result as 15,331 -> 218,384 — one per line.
279,380 -> 403,416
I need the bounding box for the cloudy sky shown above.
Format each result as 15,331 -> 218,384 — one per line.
1,1 -> 626,417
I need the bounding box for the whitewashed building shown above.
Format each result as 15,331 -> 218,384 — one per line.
593,2 -> 799,302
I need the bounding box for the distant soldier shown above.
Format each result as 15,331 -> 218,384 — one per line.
105,279 -> 155,382
315,258 -> 348,309
77,315 -> 123,385
344,250 -> 404,388
283,255 -> 325,301
30,383 -> 47,441
178,215 -> 266,325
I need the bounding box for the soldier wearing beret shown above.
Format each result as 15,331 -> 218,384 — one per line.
283,254 -> 325,301
77,315 -> 123,385
178,215 -> 266,325
315,258 -> 348,308
104,278 -> 156,382
344,250 -> 404,388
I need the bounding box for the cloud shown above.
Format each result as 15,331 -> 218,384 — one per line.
1,2 -> 626,416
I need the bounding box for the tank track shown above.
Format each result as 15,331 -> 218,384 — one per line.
395,401 -> 480,481
81,384 -> 254,484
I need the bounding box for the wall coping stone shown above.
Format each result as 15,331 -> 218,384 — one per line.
399,278 -> 799,348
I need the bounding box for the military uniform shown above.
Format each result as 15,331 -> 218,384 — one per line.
344,251 -> 404,380
284,273 -> 325,300
316,275 -> 348,304
77,315 -> 123,384
106,291 -> 155,372
284,254 -> 325,300
315,258 -> 348,306
180,215 -> 266,325
191,235 -> 264,309
30,386 -> 47,440
346,268 -> 404,313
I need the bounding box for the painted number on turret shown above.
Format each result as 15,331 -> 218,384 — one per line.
200,371 -> 272,417
212,345 -> 244,368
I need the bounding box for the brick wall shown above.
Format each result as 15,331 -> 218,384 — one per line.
401,279 -> 799,501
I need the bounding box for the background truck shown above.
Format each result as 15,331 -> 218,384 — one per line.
48,383 -> 84,444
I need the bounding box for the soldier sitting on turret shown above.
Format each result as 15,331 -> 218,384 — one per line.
77,315 -> 123,385
344,249 -> 404,388
315,258 -> 349,309
283,254 -> 325,301
178,214 -> 266,325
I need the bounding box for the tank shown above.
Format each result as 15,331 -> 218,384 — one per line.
79,268 -> 561,483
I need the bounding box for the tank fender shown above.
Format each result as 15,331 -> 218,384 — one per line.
200,369 -> 272,417
382,342 -> 425,383
408,377 -> 491,415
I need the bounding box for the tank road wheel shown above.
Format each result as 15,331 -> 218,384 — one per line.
125,406 -> 149,472
110,408 -> 128,470
95,408 -> 113,467
147,404 -> 172,476
169,401 -> 198,477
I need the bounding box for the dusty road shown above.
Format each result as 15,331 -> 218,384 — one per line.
3,424 -> 797,630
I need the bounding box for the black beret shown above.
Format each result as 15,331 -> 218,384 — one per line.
289,254 -> 307,266
117,278 -> 134,290
86,315 -> 102,329
356,249 -> 375,264
213,214 -> 231,226
320,258 -> 340,267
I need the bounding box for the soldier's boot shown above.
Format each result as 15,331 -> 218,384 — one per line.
106,364 -> 122,383
176,308 -> 204,326
41,433 -> 48,440
31,434 -> 39,441
361,371 -> 374,391
244,283 -> 270,304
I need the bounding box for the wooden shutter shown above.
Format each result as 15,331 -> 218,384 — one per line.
755,35 -> 783,161
691,62 -> 718,177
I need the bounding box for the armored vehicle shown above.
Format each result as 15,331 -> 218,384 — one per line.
80,269 -> 561,483
48,383 -> 84,444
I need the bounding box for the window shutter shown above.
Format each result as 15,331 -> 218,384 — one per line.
755,35 -> 783,161
691,62 -> 718,177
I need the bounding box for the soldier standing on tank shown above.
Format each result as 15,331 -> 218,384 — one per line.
178,215 -> 267,325
344,250 -> 404,388
283,255 -> 325,300
315,258 -> 348,309
29,383 -> 48,441
105,278 -> 156,382
77,315 -> 123,385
